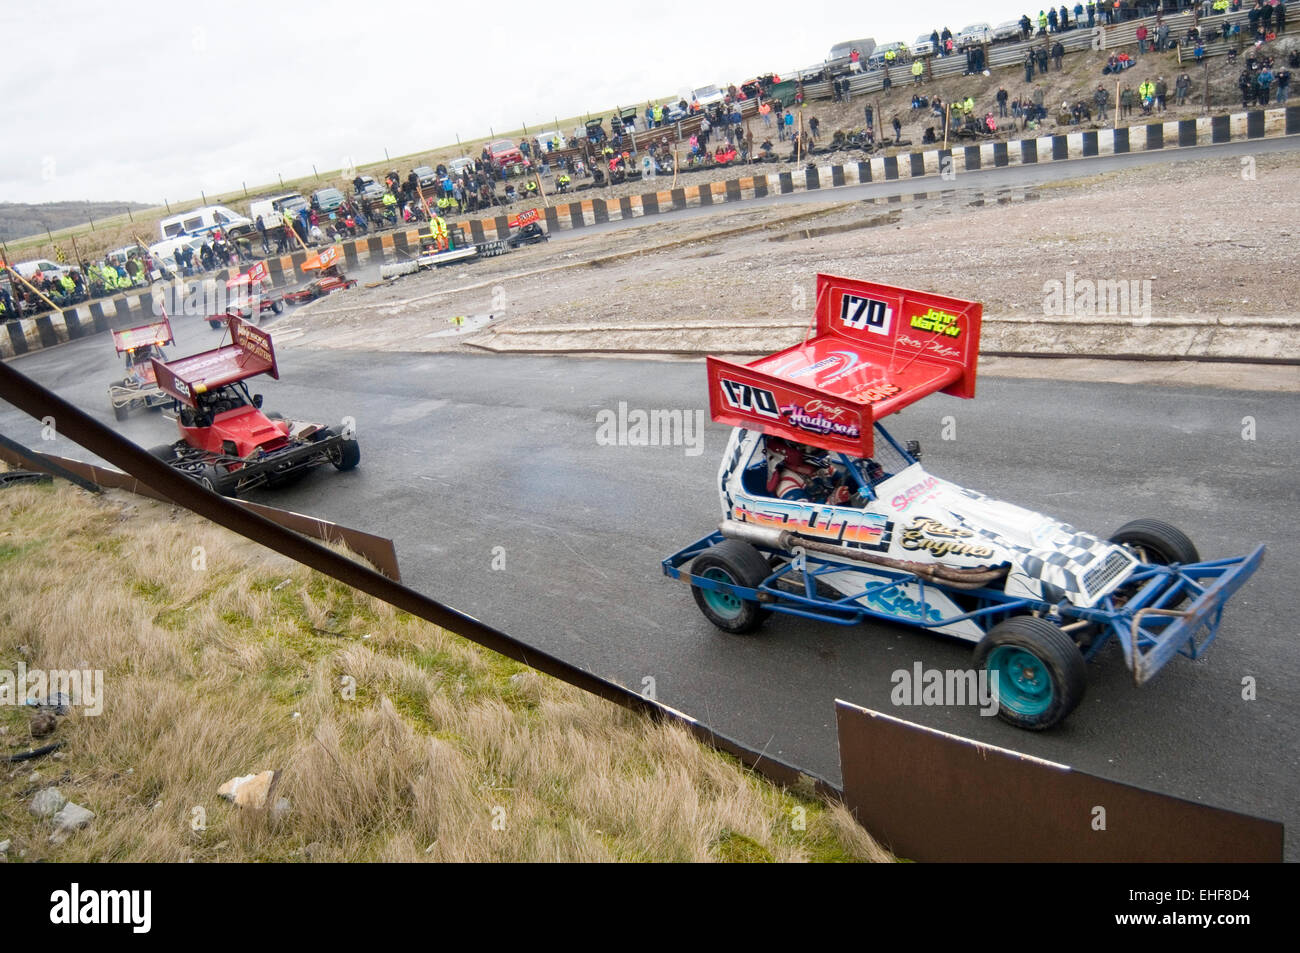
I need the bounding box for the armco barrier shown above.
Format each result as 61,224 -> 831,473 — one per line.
5,104 -> 1296,362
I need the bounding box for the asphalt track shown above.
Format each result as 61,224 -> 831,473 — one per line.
3,328 -> 1298,858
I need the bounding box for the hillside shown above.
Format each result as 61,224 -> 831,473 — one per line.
0,201 -> 150,245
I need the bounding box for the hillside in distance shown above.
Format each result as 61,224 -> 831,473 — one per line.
0,201 -> 150,243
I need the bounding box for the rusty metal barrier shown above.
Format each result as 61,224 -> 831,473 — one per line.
836,700 -> 1282,862
0,358 -> 833,801
0,437 -> 401,582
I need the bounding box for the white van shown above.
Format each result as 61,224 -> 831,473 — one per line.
158,205 -> 254,241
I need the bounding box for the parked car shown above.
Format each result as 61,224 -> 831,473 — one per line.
991,19 -> 1023,42
12,259 -> 69,280
487,140 -> 531,176
690,84 -> 727,108
956,23 -> 992,49
412,166 -> 438,188
829,38 -> 877,74
353,175 -> 386,203
866,42 -> 908,69
910,34 -> 935,56
311,187 -> 345,213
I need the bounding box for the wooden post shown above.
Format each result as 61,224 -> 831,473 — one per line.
944,104 -> 951,149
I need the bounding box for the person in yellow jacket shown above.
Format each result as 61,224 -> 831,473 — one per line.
100,263 -> 119,290
911,59 -> 924,85
431,213 -> 448,251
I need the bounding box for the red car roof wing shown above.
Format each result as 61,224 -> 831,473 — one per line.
150,316 -> 279,409
706,275 -> 982,456
111,316 -> 174,354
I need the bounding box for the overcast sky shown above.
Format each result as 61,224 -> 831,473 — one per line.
1,0 -> 1039,206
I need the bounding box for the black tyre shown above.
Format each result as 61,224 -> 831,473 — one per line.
147,443 -> 178,462
1110,519 -> 1199,565
689,539 -> 772,634
113,401 -> 129,422
272,300 -> 284,314
973,616 -> 1086,730
328,437 -> 360,471
208,318 -> 223,329
197,464 -> 232,496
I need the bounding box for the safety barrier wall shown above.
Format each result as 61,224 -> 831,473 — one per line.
4,104 -> 1296,361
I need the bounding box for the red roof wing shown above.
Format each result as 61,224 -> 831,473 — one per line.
111,316 -> 174,354
706,275 -> 981,456
150,316 -> 279,408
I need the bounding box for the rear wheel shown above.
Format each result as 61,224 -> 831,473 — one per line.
689,540 -> 772,635
974,616 -> 1086,731
113,400 -> 129,422
208,318 -> 223,329
148,443 -> 178,462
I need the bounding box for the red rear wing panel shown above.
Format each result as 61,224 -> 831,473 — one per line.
150,316 -> 279,408
707,275 -> 982,456
111,316 -> 174,354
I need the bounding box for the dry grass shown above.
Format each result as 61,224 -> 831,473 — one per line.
0,477 -> 888,863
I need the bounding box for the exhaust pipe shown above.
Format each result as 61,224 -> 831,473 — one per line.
720,519 -> 1007,589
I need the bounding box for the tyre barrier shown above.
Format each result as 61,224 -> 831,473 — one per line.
379,260 -> 420,280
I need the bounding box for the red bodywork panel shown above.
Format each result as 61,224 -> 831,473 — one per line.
178,405 -> 289,459
285,273 -> 355,303
151,316 -> 279,409
112,316 -> 174,354
706,275 -> 982,456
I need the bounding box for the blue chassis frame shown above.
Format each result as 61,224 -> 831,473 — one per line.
663,534 -> 1264,687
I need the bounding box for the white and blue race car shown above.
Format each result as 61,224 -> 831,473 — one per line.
663,276 -> 1264,730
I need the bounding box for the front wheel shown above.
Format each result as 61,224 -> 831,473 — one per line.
973,616 -> 1086,730
328,438 -> 360,471
1110,518 -> 1199,566
689,539 -> 772,635
112,400 -> 129,421
197,464 -> 233,496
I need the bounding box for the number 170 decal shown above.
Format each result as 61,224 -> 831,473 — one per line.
840,294 -> 893,335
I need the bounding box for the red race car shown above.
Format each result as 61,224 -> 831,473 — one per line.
108,315 -> 174,420
207,265 -> 284,328
283,258 -> 357,304
147,315 -> 360,496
